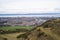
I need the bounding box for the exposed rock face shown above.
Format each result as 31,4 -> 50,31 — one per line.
17,19 -> 60,40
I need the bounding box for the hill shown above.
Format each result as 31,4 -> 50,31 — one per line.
17,19 -> 60,40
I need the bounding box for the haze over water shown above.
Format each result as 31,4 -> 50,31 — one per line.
0,13 -> 60,17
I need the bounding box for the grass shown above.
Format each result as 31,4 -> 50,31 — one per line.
0,26 -> 33,31
0,32 -> 25,40
39,27 -> 60,40
16,19 -> 60,40
0,26 -> 32,40
0,19 -> 60,40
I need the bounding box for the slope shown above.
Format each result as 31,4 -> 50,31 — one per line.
17,19 -> 60,40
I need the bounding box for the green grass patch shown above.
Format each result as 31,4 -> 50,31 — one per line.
0,26 -> 33,31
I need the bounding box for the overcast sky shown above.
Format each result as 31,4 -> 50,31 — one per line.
0,0 -> 60,14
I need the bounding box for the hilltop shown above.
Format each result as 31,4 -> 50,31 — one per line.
17,18 -> 60,40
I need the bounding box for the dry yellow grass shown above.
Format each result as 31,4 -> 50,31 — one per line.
39,27 -> 60,40
0,32 -> 25,40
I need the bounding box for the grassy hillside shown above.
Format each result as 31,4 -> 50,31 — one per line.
0,32 -> 25,40
17,19 -> 60,40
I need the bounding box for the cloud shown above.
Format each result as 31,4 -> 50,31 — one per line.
0,0 -> 60,13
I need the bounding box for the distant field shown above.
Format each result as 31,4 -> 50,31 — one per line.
0,26 -> 33,40
0,26 -> 33,31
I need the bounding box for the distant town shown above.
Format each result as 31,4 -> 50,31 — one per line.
0,17 -> 59,27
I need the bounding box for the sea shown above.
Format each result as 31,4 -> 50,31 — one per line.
0,13 -> 60,17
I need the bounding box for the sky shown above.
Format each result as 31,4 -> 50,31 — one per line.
0,0 -> 60,14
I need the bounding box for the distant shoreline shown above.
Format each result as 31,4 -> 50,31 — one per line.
0,13 -> 60,17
